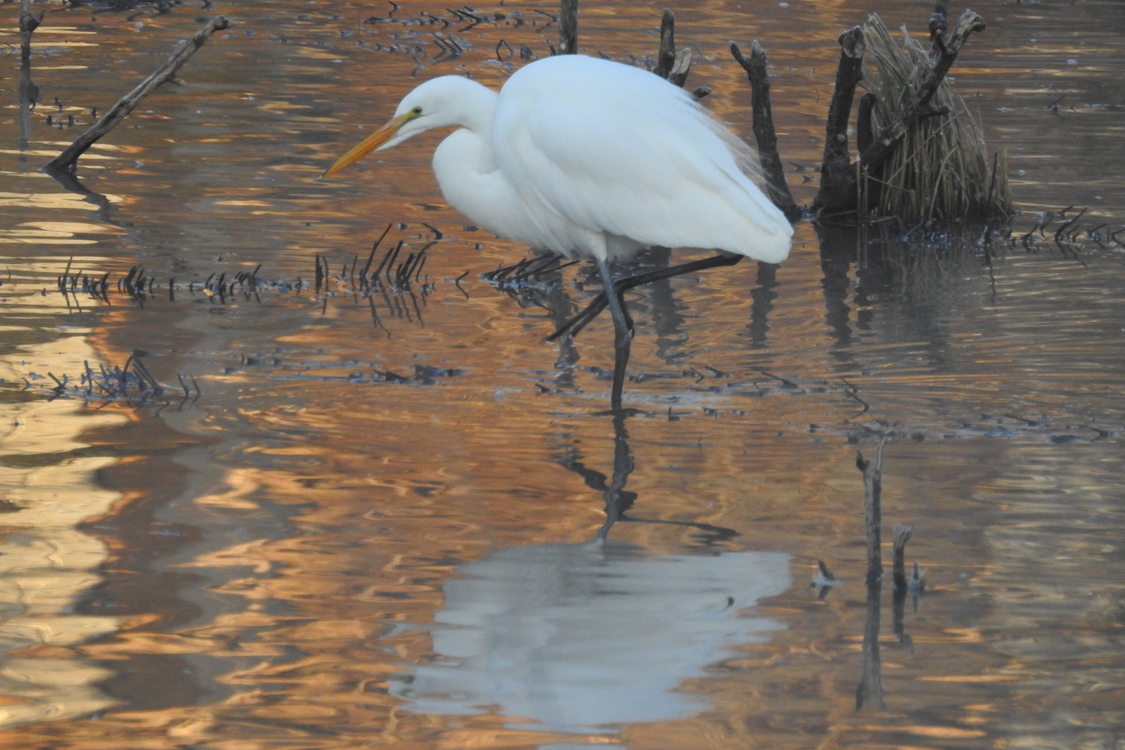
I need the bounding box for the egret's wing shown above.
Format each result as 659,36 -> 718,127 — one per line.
493,60 -> 791,262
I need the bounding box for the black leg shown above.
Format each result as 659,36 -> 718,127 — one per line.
548,251 -> 745,342
595,256 -> 632,411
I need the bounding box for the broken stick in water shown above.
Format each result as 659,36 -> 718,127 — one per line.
856,434 -> 887,585
43,15 -> 230,175
19,0 -> 43,68
557,0 -> 578,54
892,523 -> 914,591
812,26 -> 865,216
730,40 -> 798,220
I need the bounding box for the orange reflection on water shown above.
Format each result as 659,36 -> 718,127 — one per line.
0,221 -> 121,246
0,336 -> 127,728
0,0 -> 1123,747
0,190 -> 119,214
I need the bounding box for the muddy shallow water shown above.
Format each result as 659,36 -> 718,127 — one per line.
2,0 -> 1124,748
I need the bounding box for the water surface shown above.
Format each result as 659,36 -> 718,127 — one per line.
1,1 -> 1124,748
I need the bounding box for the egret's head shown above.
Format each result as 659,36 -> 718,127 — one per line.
321,77 -> 477,179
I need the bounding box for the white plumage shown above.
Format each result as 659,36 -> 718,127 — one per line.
324,53 -> 793,409
324,54 -> 792,264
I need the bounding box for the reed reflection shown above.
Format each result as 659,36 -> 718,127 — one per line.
487,249 -> 581,392
0,343 -> 126,728
815,220 -> 990,377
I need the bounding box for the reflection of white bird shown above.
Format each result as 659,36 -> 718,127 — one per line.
391,541 -> 791,733
324,54 -> 793,409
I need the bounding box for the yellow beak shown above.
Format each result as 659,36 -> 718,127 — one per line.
322,111 -> 413,179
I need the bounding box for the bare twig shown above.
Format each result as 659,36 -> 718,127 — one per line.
860,10 -> 1004,221
43,15 -> 230,174
730,41 -> 798,220
654,8 -> 677,80
859,10 -> 986,174
558,0 -> 578,54
856,574 -> 886,710
855,433 -> 890,710
20,0 -> 43,68
812,26 -> 865,215
650,9 -> 692,88
891,523 -> 914,591
856,92 -> 876,156
928,0 -> 953,57
856,434 -> 887,584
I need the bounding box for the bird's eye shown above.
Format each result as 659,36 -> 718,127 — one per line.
411,106 -> 423,116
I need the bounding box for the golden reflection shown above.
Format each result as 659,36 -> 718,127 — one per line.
0,220 -> 122,246
256,100 -> 318,114
886,724 -> 988,739
0,191 -> 119,212
3,41 -> 98,50
1,25 -> 97,36
0,231 -> 95,245
0,336 -> 127,727
919,674 -> 1022,683
212,199 -> 272,208
0,0 -> 1121,746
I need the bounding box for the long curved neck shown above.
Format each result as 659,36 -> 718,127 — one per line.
433,131 -> 527,243
434,78 -> 498,143
429,80 -> 498,178
430,86 -> 536,244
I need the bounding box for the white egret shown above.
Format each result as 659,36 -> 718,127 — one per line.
324,53 -> 793,409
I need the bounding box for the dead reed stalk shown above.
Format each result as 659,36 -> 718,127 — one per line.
861,13 -> 1011,222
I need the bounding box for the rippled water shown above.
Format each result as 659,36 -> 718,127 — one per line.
1,0 -> 1124,748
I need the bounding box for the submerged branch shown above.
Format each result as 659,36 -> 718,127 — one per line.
558,0 -> 578,54
43,15 -> 230,175
857,436 -> 886,584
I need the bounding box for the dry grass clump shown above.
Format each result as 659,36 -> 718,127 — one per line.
862,13 -> 1011,223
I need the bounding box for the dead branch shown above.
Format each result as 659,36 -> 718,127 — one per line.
855,92 -> 876,156
558,0 -> 578,54
654,8 -> 676,80
648,10 -> 688,87
730,41 -> 798,220
43,15 -> 230,175
856,575 -> 886,710
891,523 -> 913,590
18,0 -> 40,155
928,0 -> 953,56
856,435 -> 886,584
812,26 -> 865,214
858,10 -> 986,174
855,433 -> 890,709
652,9 -> 693,87
20,0 -> 43,67
669,49 -> 693,88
